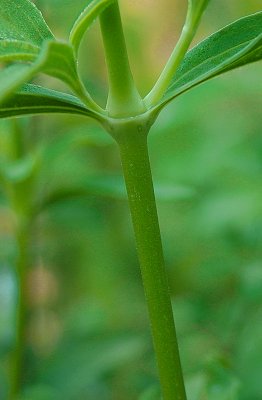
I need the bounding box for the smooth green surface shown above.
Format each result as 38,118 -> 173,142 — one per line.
111,118 -> 187,400
70,0 -> 115,54
99,2 -> 145,117
158,12 -> 262,109
188,0 -> 210,15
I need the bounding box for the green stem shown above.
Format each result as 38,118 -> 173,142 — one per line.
145,2 -> 207,108
6,121 -> 32,399
9,217 -> 30,400
110,118 -> 187,400
99,2 -> 145,117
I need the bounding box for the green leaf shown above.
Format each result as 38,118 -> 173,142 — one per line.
39,40 -> 85,97
1,154 -> 37,184
70,0 -> 115,54
0,0 -> 54,46
0,40 -> 39,62
0,39 -> 87,103
158,12 -> 262,109
18,385 -> 60,400
0,84 -> 99,120
139,385 -> 161,400
39,175 -> 195,213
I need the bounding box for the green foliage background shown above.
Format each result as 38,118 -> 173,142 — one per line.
0,0 -> 261,399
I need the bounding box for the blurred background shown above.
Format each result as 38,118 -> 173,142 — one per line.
0,0 -> 262,399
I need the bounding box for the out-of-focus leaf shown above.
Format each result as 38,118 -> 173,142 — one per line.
40,334 -> 146,398
205,361 -> 241,400
0,40 -> 39,62
70,0 -> 115,54
155,183 -> 195,201
38,175 -> 195,212
208,379 -> 240,400
0,154 -> 37,184
186,373 -> 207,400
0,84 -> 99,120
39,176 -> 126,210
186,366 -> 240,400
157,12 -> 262,109
235,310 -> 262,399
240,262 -> 262,302
19,385 -> 61,400
40,126 -> 112,168
0,0 -> 54,46
139,385 -> 161,400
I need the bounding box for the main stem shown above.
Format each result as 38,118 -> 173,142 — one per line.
113,121 -> 187,400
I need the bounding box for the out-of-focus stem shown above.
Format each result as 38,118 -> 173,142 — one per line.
9,217 -> 30,400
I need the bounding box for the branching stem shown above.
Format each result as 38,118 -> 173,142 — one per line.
145,1 -> 208,108
99,2 -> 145,117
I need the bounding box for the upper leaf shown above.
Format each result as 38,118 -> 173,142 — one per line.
0,40 -> 95,111
70,0 -> 115,54
157,12 -> 262,109
0,0 -> 54,46
0,84 -> 100,120
39,41 -> 85,97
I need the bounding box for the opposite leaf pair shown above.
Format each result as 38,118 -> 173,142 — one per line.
0,0 -> 261,124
